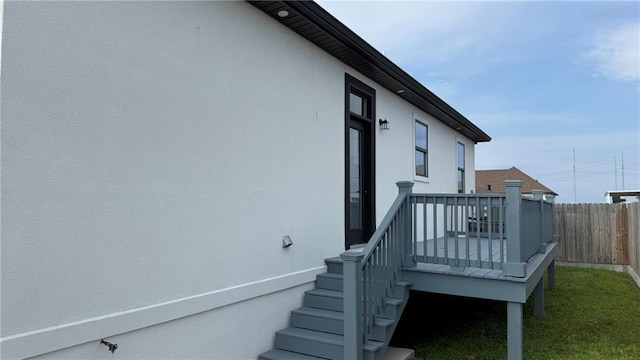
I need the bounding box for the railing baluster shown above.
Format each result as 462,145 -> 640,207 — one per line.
488,197 -> 494,269
454,199 -> 459,266
423,196 -> 427,261
411,199 -> 418,262
500,197 -> 505,265
443,201 -> 449,265
465,196 -> 470,266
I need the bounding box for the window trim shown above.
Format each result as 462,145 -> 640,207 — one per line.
457,141 -> 465,193
414,119 -> 429,178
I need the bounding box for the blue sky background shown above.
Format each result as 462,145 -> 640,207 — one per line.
318,0 -> 640,203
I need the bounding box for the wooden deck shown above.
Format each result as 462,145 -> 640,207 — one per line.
402,241 -> 558,302
414,236 -> 506,265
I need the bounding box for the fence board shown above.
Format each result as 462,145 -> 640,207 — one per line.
555,202 -> 638,266
555,206 -> 565,259
627,203 -> 639,273
590,204 -> 602,263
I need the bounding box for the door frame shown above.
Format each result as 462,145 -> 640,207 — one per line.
344,74 -> 376,249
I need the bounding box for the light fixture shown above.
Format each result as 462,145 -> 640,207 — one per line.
379,118 -> 390,130
282,235 -> 293,248
396,89 -> 405,94
277,9 -> 290,18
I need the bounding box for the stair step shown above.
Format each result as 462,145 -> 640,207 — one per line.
304,288 -> 343,312
325,257 -> 343,274
390,280 -> 412,298
291,307 -> 343,335
275,327 -> 383,359
316,272 -> 343,291
258,349 -> 326,360
370,317 -> 394,342
292,306 -> 397,342
381,297 -> 404,320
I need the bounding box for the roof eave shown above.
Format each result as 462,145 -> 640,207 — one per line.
247,0 -> 491,143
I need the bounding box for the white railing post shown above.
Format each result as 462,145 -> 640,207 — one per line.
397,181 -> 415,267
503,180 -> 526,277
341,251 -> 364,360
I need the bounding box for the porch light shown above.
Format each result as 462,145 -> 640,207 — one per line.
396,89 -> 405,94
379,118 -> 390,130
277,9 -> 290,18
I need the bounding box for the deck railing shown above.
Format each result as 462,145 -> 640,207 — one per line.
409,193 -> 507,269
341,180 -> 555,358
405,180 -> 555,277
341,181 -> 413,360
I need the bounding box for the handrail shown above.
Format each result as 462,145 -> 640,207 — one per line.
360,191 -> 409,265
342,181 -> 413,359
342,180 -> 555,358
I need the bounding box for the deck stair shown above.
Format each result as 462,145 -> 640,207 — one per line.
258,256 -> 411,360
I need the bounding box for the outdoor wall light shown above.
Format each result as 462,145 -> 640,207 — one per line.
379,118 -> 390,130
277,9 -> 290,18
282,235 -> 293,248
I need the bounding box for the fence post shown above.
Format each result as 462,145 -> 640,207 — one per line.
532,190 -> 546,254
503,180 -> 526,277
397,181 -> 415,267
341,251 -> 364,360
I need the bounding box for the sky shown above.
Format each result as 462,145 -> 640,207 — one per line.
317,0 -> 640,203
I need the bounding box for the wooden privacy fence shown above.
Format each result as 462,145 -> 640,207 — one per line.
555,202 -> 639,275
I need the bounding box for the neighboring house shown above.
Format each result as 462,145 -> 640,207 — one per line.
1,2 -> 555,360
605,190 -> 640,203
476,167 -> 558,201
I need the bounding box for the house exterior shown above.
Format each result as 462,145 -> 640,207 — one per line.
0,1 -> 500,359
476,167 -> 558,201
604,190 -> 640,203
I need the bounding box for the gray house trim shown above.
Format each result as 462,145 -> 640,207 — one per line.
247,0 -> 491,144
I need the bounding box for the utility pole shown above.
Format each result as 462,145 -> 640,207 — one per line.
621,151 -> 625,190
615,156 -> 618,190
573,147 -> 576,203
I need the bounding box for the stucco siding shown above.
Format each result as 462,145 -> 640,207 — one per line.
1,1 -> 476,358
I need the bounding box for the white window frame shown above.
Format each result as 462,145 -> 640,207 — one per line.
413,116 -> 429,182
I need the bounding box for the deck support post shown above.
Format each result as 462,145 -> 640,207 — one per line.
504,180 -> 526,277
534,278 -> 545,316
397,181 -> 415,267
548,259 -> 556,289
341,251 -> 364,360
507,302 -> 523,360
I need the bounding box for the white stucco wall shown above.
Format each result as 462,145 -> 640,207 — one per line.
1,1 -> 477,359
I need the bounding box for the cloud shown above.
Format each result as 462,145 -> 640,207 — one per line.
317,1 -> 533,72
583,22 -> 640,82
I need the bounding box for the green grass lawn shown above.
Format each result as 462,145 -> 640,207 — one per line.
390,266 -> 640,360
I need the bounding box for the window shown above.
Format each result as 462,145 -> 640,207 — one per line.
457,142 -> 465,193
415,121 -> 428,177
349,93 -> 366,116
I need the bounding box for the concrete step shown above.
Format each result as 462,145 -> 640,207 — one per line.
385,347 -> 415,360
304,288 -> 343,312
274,327 -> 383,360
258,348 -> 326,360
